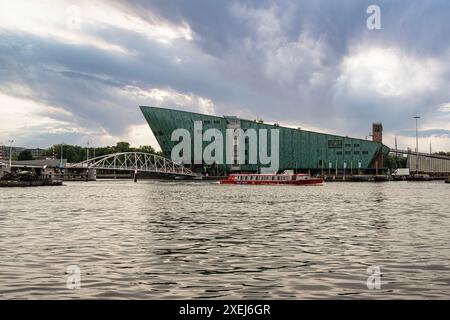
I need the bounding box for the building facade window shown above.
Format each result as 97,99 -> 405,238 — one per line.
328,140 -> 343,148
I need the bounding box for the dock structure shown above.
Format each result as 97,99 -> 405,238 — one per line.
0,159 -> 63,187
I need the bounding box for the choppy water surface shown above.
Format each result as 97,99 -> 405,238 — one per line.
0,180 -> 450,299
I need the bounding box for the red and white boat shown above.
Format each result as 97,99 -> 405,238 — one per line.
219,173 -> 323,185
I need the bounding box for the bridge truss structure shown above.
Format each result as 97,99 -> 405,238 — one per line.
70,152 -> 199,177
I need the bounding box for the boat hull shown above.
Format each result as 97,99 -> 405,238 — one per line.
219,179 -> 323,185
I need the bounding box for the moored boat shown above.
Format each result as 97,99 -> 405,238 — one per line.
219,173 -> 323,185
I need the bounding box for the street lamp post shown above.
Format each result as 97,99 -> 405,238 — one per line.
414,116 -> 420,173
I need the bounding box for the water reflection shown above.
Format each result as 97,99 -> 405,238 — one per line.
0,180 -> 449,299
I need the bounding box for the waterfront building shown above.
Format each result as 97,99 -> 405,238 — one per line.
140,106 -> 390,174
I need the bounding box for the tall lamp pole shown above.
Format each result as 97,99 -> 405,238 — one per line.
414,116 -> 420,173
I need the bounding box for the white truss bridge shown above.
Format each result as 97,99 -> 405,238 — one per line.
69,152 -> 200,177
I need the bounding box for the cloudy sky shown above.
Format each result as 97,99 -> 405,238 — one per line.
1,0 -> 450,152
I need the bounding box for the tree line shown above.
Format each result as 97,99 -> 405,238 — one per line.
41,141 -> 161,163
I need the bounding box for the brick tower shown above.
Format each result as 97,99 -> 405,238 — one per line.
372,123 -> 383,170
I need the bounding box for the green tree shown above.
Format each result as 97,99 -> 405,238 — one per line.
137,145 -> 156,154
115,142 -> 131,153
436,152 -> 450,156
18,150 -> 33,161
385,154 -> 407,169
43,142 -> 160,163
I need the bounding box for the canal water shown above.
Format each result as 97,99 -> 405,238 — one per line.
0,180 -> 449,299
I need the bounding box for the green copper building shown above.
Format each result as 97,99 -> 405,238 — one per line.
140,106 -> 390,174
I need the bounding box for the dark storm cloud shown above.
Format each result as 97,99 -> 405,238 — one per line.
131,0 -> 450,131
1,0 -> 450,149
